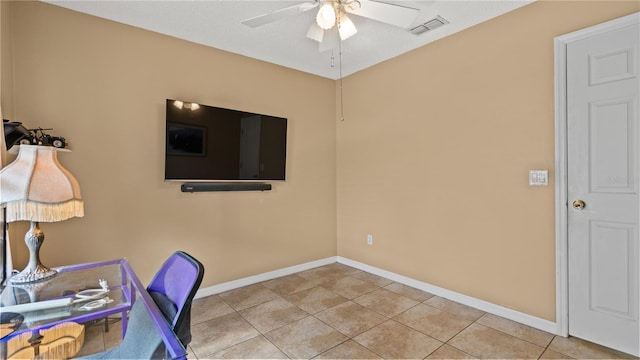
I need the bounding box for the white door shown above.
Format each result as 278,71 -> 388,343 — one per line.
567,20 -> 639,356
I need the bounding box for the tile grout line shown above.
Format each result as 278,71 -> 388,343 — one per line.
471,319 -> 555,355
436,310 -> 481,358
537,335 -> 557,360
235,295 -> 294,359
391,296 -> 484,355
204,295 -> 265,359
310,310 -> 387,360
310,281 -> 387,358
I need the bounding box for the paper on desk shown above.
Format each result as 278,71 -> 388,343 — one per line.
1,298 -> 72,313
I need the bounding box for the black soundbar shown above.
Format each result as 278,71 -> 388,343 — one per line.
181,183 -> 272,192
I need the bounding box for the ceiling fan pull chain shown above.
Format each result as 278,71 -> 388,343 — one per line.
338,22 -> 345,122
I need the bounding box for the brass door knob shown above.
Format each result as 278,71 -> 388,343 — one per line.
572,199 -> 586,210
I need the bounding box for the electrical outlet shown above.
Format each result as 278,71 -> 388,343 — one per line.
367,234 -> 373,245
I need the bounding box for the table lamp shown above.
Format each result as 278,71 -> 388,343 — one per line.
0,145 -> 84,283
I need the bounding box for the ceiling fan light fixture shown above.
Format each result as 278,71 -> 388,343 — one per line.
338,14 -> 357,40
316,3 -> 336,30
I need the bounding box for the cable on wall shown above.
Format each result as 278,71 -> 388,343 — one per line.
338,36 -> 345,122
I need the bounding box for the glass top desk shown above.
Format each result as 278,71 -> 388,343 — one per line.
0,259 -> 186,359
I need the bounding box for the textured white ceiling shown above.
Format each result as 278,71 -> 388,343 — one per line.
44,0 -> 533,79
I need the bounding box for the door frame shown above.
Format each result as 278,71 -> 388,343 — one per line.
554,11 -> 640,340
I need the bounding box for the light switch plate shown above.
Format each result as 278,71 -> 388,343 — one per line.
529,170 -> 548,186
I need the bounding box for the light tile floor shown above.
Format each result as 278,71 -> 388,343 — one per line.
77,263 -> 637,359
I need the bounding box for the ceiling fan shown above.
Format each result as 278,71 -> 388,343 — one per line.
241,0 -> 420,52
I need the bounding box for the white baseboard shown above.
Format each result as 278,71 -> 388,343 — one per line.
195,256 -> 337,298
337,256 -> 559,335
195,255 -> 558,336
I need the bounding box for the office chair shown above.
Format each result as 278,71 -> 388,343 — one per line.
146,251 -> 204,347
81,251 -> 204,359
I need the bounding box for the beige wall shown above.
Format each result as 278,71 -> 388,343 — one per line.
1,1 -> 15,119
1,1 -> 337,286
337,1 -> 639,321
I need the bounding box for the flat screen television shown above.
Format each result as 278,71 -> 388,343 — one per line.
165,99 -> 287,181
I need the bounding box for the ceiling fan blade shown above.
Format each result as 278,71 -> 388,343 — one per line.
306,22 -> 325,43
241,2 -> 318,28
318,27 -> 340,52
345,0 -> 419,28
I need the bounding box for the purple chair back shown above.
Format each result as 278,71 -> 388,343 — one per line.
146,251 -> 204,346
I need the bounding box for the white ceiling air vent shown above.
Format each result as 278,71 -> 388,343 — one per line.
409,16 -> 449,35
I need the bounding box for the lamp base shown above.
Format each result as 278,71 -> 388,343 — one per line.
9,221 -> 58,284
9,265 -> 57,284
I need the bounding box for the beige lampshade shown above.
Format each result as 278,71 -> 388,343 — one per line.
0,145 -> 84,222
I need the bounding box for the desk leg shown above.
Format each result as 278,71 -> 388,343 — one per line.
28,331 -> 43,356
120,309 -> 128,340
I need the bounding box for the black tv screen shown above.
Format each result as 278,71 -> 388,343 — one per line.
165,99 -> 287,181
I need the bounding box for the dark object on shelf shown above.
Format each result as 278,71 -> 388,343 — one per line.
2,119 -> 67,149
28,127 -> 68,148
181,182 -> 272,192
3,120 -> 32,149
